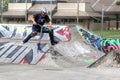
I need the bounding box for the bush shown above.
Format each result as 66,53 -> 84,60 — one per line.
116,1 -> 120,5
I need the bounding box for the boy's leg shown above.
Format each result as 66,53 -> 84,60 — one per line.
23,32 -> 37,43
23,26 -> 38,44
49,29 -> 58,46
42,27 -> 58,46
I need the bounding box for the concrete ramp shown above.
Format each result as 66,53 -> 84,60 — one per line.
88,50 -> 120,68
53,26 -> 105,67
0,26 -> 105,67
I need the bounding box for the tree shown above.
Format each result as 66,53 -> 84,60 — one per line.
3,0 -> 9,11
116,1 -> 120,5
0,0 -> 8,12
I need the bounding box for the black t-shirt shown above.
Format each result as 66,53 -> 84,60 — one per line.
33,13 -> 50,25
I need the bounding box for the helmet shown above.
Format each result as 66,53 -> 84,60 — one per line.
40,7 -> 48,15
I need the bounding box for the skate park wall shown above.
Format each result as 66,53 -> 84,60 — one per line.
77,25 -> 120,67
0,24 -> 50,40
0,24 -> 120,66
0,24 -> 71,65
76,25 -> 120,54
0,24 -> 70,42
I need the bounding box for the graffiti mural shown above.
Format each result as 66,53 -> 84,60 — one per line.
76,26 -> 120,53
0,24 -> 32,39
0,42 -> 50,64
0,24 -> 71,42
0,24 -> 71,64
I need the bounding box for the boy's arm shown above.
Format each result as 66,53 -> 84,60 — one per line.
48,21 -> 53,28
29,15 -> 37,25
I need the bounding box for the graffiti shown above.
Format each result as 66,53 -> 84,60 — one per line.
0,24 -> 37,39
77,26 -> 120,53
0,24 -> 71,64
0,42 -> 49,64
0,24 -> 71,42
56,26 -> 71,42
100,38 -> 120,53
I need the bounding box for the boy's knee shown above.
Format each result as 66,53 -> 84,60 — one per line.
30,32 -> 37,37
49,29 -> 53,33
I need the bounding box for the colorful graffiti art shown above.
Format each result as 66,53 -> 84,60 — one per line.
76,26 -> 120,53
0,24 -> 71,64
0,42 -> 50,64
0,24 -> 71,42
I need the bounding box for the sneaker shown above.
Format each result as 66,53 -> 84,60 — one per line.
23,36 -> 31,44
23,40 -> 25,44
52,40 -> 59,46
23,39 -> 27,44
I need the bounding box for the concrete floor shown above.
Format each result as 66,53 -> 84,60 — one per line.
0,64 -> 120,80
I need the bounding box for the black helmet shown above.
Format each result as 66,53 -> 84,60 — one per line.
40,7 -> 48,15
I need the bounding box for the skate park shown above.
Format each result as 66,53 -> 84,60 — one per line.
0,24 -> 120,80
0,0 -> 120,80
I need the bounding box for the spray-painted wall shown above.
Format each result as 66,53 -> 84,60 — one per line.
76,25 -> 120,53
0,42 -> 48,64
0,24 -> 71,64
0,24 -> 71,42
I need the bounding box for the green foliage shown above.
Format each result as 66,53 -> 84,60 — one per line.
0,0 -> 8,11
3,0 -> 9,11
116,1 -> 120,5
93,30 -> 120,38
